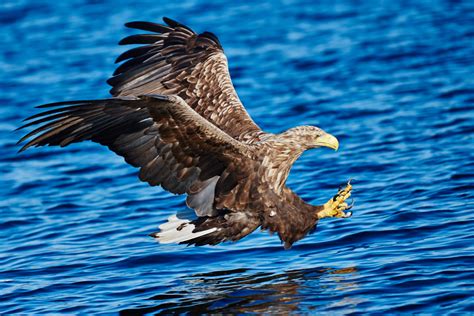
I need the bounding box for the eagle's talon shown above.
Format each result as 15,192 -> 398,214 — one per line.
318,181 -> 354,219
345,198 -> 355,210
350,198 -> 355,208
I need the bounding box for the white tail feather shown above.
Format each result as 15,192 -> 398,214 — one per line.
153,215 -> 217,244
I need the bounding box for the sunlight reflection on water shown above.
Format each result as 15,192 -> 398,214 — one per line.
1,0 -> 473,314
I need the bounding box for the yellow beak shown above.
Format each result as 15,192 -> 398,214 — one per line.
315,133 -> 339,151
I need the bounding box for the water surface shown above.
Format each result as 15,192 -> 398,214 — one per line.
1,0 -> 474,314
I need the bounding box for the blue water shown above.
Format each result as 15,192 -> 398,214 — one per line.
1,0 -> 474,314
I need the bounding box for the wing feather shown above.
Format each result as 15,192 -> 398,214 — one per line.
108,17 -> 262,140
18,95 -> 253,203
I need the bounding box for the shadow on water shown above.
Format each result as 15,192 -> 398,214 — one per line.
119,266 -> 359,315
2,0 -> 474,313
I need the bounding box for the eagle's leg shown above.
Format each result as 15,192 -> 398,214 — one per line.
317,181 -> 353,219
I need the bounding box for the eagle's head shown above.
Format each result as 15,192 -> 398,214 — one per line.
280,125 -> 339,151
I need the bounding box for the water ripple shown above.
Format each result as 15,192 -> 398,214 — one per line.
1,0 -> 474,314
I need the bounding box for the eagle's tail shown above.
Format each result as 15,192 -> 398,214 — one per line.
149,214 -> 217,245
150,212 -> 260,246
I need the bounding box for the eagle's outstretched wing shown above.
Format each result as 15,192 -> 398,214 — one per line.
17,94 -> 254,216
108,17 -> 261,140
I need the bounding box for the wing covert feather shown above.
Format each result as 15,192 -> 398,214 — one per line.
18,95 -> 252,197
108,17 -> 261,140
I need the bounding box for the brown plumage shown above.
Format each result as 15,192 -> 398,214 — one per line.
17,17 -> 353,249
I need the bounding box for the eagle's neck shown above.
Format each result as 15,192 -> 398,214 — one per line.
263,135 -> 306,193
263,127 -> 313,193
263,126 -> 333,192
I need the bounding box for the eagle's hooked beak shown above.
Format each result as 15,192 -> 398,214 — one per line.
315,133 -> 339,151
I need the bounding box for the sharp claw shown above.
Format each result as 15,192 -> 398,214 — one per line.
322,182 -> 355,220
346,198 -> 355,210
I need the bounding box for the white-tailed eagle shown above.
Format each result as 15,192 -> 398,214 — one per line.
18,17 -> 353,249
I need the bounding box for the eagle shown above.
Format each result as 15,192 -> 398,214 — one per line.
17,17 -> 353,249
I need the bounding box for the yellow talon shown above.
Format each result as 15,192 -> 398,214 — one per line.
318,181 -> 354,219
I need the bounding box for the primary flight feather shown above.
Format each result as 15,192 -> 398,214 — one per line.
18,17 -> 353,249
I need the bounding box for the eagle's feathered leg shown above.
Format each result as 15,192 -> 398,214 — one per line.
317,181 -> 353,219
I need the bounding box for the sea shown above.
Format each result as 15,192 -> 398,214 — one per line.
1,0 -> 473,314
